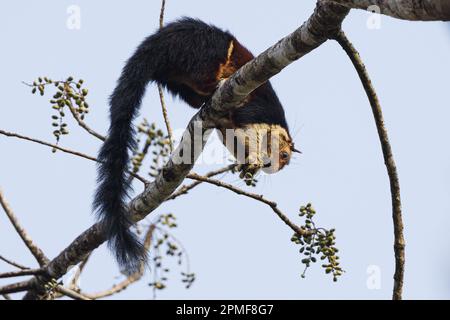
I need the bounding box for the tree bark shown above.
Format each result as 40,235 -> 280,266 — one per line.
327,0 -> 450,21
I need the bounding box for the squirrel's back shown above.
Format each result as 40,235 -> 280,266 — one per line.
142,17 -> 255,108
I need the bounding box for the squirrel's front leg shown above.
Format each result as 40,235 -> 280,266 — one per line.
219,125 -> 265,184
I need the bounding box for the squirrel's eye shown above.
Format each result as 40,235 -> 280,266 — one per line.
280,151 -> 290,160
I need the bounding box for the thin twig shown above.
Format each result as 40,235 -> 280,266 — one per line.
0,129 -> 149,185
0,129 -> 97,161
66,101 -> 105,141
158,86 -> 173,151
51,253 -> 92,300
153,225 -> 192,273
0,268 -> 43,279
187,173 -> 309,236
326,0 -> 450,21
159,0 -> 166,28
55,285 -> 92,300
0,254 -> 29,270
0,189 -> 49,266
166,164 -> 236,200
157,0 -> 174,151
333,30 -> 405,300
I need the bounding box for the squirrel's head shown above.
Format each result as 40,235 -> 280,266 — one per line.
260,125 -> 300,174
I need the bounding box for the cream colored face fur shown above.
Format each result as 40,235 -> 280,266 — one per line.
218,124 -> 293,174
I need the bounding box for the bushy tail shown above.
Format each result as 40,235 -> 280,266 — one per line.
93,42 -> 156,273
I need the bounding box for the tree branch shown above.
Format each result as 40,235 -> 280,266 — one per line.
327,0 -> 450,21
0,189 -> 49,266
0,268 -> 43,279
332,30 -> 405,300
0,280 -> 32,295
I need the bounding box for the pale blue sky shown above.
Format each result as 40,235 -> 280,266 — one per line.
1,1 -> 449,299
